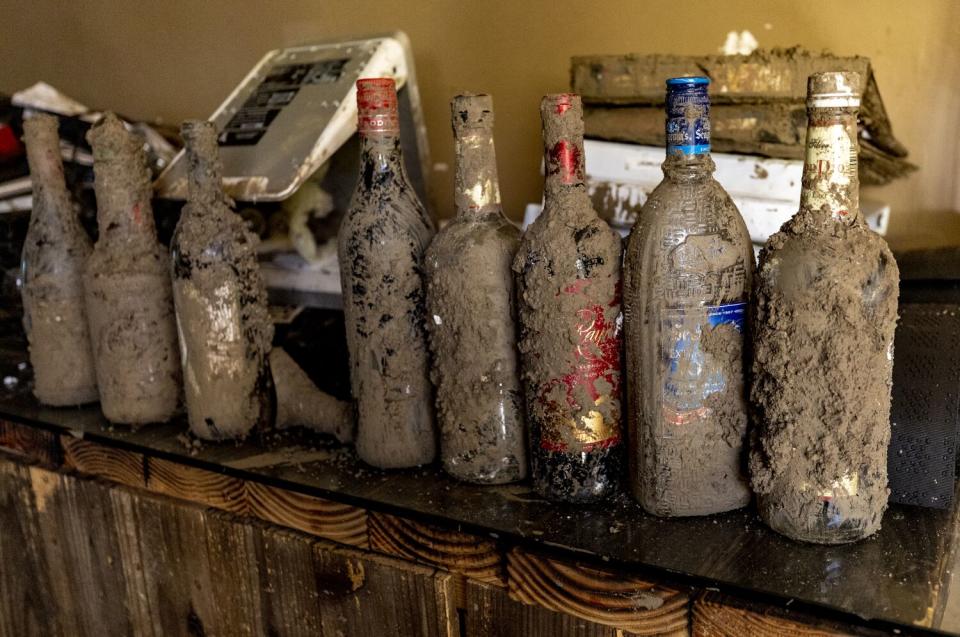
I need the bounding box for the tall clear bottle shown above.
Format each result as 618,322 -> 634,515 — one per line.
20,114 -> 99,406
84,113 -> 181,425
624,77 -> 754,517
424,94 -> 526,484
750,72 -> 899,544
339,78 -> 436,468
513,94 -> 623,503
170,120 -> 274,440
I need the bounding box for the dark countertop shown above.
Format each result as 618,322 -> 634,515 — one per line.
0,308 -> 957,634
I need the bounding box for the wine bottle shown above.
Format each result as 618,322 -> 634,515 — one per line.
84,112 -> 181,425
170,120 -> 274,440
623,77 -> 754,517
750,72 -> 899,544
339,78 -> 437,468
20,114 -> 98,406
513,94 -> 623,503
425,93 -> 526,484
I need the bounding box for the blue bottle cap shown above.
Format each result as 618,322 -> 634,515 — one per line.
666,76 -> 710,87
665,77 -> 711,156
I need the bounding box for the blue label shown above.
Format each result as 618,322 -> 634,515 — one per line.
666,77 -> 711,156
661,301 -> 745,425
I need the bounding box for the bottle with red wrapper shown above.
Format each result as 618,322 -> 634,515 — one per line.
339,78 -> 437,469
513,94 -> 623,503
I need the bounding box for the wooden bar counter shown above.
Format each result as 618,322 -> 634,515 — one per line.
0,331 -> 958,635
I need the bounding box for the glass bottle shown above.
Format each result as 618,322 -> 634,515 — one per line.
750,72 -> 899,544
170,120 -> 274,440
424,93 -> 526,484
513,94 -> 623,503
624,77 -> 754,517
20,113 -> 98,406
84,112 -> 181,425
339,78 -> 436,468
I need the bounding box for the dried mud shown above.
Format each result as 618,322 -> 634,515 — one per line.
84,113 -> 180,425
624,153 -> 754,517
750,208 -> 899,543
20,114 -> 99,406
513,95 -> 623,502
424,94 -> 527,485
339,134 -> 436,469
171,121 -> 273,440
270,348 -> 354,444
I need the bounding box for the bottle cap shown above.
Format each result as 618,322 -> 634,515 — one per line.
665,76 -> 710,156
450,93 -> 494,133
807,71 -> 861,109
357,78 -> 400,134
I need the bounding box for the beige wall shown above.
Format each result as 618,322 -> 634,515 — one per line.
2,0 -> 959,248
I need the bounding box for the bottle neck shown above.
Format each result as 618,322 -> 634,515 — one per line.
662,151 -> 716,182
799,107 -> 859,225
182,123 -> 226,209
93,157 -> 157,245
24,121 -> 74,224
454,126 -> 501,216
543,136 -> 586,200
359,132 -> 408,189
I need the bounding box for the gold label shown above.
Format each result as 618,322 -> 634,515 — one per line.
800,118 -> 858,222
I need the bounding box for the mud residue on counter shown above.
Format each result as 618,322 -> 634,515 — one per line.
172,121 -> 274,440
750,208 -> 899,542
270,347 -> 354,443
84,112 -> 180,425
20,114 -> 99,406
424,94 -> 527,485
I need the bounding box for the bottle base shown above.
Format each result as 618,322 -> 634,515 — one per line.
637,493 -> 751,518
531,446 -> 621,504
34,386 -> 100,408
758,496 -> 883,545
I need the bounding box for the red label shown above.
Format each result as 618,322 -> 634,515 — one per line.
356,78 -> 400,134
537,279 -> 621,452
549,140 -> 582,185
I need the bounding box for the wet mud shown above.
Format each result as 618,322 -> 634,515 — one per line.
20,114 -> 99,406
84,112 -> 180,425
424,94 -> 527,484
171,121 -> 273,440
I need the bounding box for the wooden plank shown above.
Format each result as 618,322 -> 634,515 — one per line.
61,435 -> 146,488
145,456 -> 248,514
311,540 -> 458,637
147,455 -> 368,548
507,547 -> 689,636
0,461 -> 62,637
0,418 -> 62,468
691,592 -> 860,637
27,464 -> 134,636
2,457 -> 459,636
246,480 -> 368,548
369,510 -> 504,585
467,577 -> 673,637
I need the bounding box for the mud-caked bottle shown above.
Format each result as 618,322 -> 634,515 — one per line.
624,77 -> 754,517
170,120 -> 274,440
339,78 -> 436,468
425,94 -> 526,484
84,113 -> 181,425
20,114 -> 99,406
513,94 -> 623,503
750,72 -> 899,544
